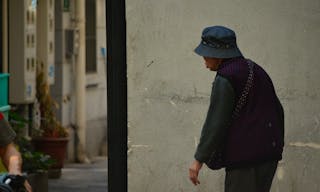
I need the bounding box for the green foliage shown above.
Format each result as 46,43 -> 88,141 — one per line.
21,151 -> 55,173
8,112 -> 55,173
8,112 -> 30,145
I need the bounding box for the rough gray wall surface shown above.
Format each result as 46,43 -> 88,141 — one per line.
86,117 -> 107,157
127,0 -> 320,191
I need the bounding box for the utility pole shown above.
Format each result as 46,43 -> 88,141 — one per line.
106,0 -> 127,191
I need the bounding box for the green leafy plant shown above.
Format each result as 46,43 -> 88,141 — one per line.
21,151 -> 55,173
8,112 -> 30,145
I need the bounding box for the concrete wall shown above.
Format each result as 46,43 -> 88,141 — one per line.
127,0 -> 320,191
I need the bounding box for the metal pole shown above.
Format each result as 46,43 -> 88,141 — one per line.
106,0 -> 127,191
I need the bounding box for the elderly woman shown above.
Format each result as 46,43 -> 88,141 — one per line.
189,26 -> 284,192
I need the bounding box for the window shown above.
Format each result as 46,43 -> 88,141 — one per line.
85,0 -> 97,73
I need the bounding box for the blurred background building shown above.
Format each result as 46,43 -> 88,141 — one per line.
1,0 -> 107,162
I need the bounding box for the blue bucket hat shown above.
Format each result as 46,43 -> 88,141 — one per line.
194,26 -> 243,58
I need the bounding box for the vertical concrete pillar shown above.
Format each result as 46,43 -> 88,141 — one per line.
74,0 -> 88,163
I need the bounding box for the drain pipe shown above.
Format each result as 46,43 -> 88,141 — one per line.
74,0 -> 89,163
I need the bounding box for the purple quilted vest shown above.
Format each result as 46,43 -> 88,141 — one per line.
208,57 -> 284,170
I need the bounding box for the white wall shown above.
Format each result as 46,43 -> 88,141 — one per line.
85,0 -> 107,157
127,0 -> 320,191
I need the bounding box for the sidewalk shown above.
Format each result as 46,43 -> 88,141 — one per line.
48,156 -> 108,192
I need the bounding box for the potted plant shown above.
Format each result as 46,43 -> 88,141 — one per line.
22,150 -> 55,192
31,69 -> 69,178
20,139 -> 54,192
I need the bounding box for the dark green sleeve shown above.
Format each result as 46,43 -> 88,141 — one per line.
194,75 -> 235,163
0,119 -> 16,147
276,96 -> 285,143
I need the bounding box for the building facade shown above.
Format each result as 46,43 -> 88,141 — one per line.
1,0 -> 107,161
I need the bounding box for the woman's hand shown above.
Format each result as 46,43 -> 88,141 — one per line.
189,160 -> 203,186
24,180 -> 32,192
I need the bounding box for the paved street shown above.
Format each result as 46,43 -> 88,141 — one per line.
48,157 -> 107,192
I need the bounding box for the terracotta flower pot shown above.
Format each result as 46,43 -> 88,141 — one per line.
32,137 -> 69,169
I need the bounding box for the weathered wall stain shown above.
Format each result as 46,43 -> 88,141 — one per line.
288,142 -> 320,150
